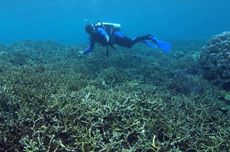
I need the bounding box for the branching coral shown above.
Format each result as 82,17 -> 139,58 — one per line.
0,40 -> 229,151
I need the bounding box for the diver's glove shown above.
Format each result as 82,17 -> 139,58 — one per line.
105,35 -> 110,43
79,50 -> 84,54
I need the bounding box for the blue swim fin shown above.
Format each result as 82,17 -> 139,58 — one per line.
156,40 -> 171,53
150,36 -> 172,53
143,40 -> 158,49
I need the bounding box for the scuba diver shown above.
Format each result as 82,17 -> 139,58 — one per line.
80,21 -> 171,54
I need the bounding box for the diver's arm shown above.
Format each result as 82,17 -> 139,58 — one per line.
83,38 -> 94,54
97,28 -> 110,43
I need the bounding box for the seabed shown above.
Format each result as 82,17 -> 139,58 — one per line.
0,40 -> 229,151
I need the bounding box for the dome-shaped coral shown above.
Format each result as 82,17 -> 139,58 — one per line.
200,32 -> 230,90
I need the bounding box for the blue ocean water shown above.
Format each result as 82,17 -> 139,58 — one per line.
0,0 -> 230,44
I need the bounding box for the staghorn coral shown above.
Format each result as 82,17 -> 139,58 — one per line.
0,40 -> 229,151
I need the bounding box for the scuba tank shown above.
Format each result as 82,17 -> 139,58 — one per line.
84,19 -> 121,31
95,22 -> 121,32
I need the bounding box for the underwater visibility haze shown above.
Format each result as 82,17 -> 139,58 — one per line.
1,0 -> 230,43
0,0 -> 230,151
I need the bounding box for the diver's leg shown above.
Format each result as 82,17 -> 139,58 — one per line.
113,32 -> 158,49
132,34 -> 154,44
113,32 -> 133,48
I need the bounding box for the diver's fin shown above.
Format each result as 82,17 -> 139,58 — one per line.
143,40 -> 158,49
156,40 -> 171,53
149,36 -> 172,53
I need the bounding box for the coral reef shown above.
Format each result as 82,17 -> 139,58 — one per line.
0,40 -> 229,151
200,32 -> 230,90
